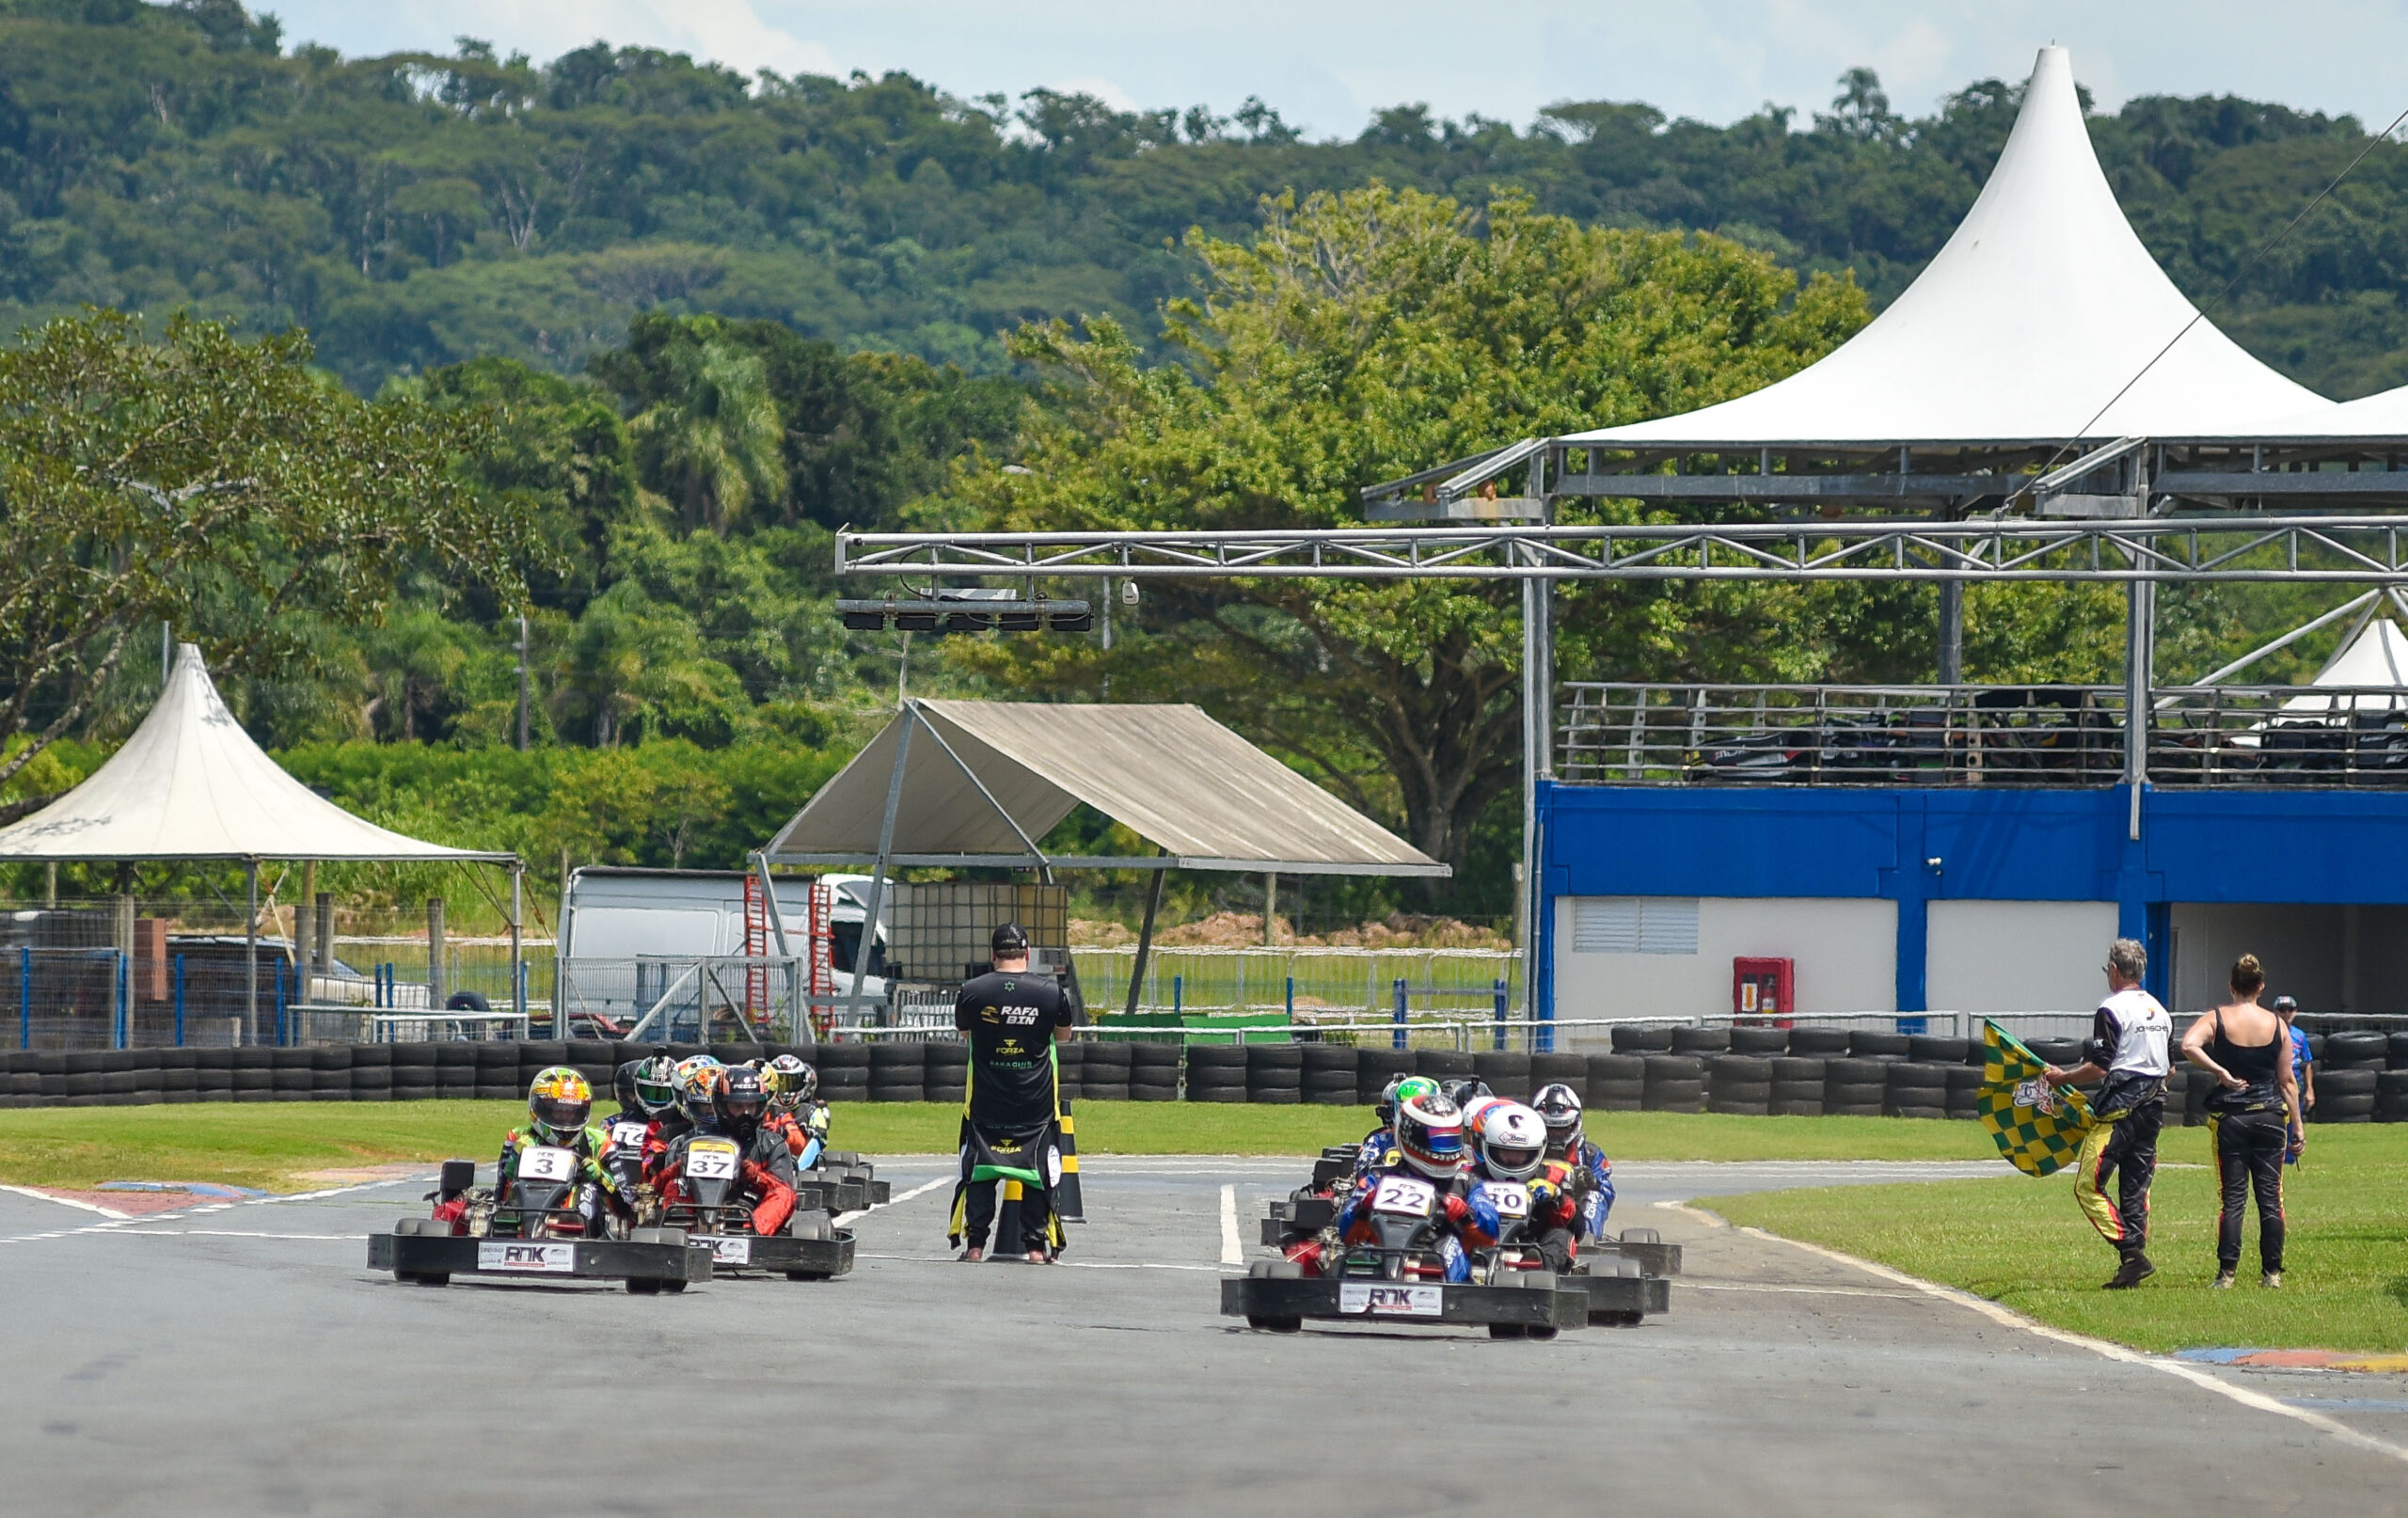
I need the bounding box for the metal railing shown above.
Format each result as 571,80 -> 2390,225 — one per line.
1559,681 -> 2408,788
1070,945 -> 1521,1018
556,956 -> 812,1044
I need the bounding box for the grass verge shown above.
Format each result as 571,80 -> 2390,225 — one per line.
0,1102 -> 2001,1192
1715,1125 -> 2408,1352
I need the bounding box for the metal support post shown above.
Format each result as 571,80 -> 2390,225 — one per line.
1392,977 -> 1408,1051
116,950 -> 128,1050
244,859 -> 260,1045
1494,978 -> 1508,1052
509,862 -> 526,1024
173,955 -> 185,1047
845,704 -> 916,1029
515,612 -> 531,751
1938,580 -> 1965,685
18,946 -> 28,1050
2125,579 -> 2154,840
1122,856 -> 1167,1019
426,897 -> 447,1013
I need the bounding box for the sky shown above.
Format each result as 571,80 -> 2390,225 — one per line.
259,1 -> 2408,137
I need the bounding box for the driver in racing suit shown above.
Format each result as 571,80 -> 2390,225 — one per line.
462,1066 -> 631,1235
1529,1083 -> 1613,1249
605,1053 -> 677,1201
651,1066 -> 799,1238
1347,1075 -> 1436,1186
762,1055 -> 831,1169
1290,1094 -> 1477,1281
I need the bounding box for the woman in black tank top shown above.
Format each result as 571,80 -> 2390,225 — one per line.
2179,955 -> 2300,1288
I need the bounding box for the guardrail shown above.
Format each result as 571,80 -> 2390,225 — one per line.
1559,681 -> 2408,787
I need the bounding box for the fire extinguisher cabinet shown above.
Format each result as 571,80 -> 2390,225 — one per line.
1733,957 -> 1794,1020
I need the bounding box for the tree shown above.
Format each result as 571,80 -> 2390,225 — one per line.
0,309 -> 536,787
625,330 -> 785,533
944,186 -> 1866,893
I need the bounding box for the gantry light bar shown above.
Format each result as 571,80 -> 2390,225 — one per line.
836,516 -> 2408,583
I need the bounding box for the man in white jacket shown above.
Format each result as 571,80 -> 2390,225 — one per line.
2043,938 -> 2171,1289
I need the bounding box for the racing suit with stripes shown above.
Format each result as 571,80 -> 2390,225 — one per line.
2072,988 -> 2171,1257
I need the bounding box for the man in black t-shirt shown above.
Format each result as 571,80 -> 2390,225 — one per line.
952,921 -> 1073,1261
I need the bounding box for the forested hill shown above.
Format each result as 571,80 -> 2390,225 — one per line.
4,1 -> 2405,398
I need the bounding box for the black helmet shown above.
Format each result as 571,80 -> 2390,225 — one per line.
991,921 -> 1030,957
715,1065 -> 768,1135
1437,1078 -> 1492,1110
613,1059 -> 644,1112
1530,1082 -> 1584,1158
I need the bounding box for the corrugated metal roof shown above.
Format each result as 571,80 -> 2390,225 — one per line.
0,644 -> 510,862
765,699 -> 1445,877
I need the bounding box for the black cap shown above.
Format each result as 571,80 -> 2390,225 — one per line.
991,921 -> 1030,956
2273,995 -> 2298,1015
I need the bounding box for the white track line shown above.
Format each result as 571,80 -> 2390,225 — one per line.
835,1176 -> 949,1225
1668,1200 -> 2408,1469
0,1184 -> 132,1220
1219,1183 -> 1242,1265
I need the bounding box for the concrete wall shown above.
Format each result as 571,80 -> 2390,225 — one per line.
1554,895 -> 1897,1022
1925,900 -> 2120,1015
2168,902 -> 2408,1015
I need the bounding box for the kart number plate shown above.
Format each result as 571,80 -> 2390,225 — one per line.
610,1120 -> 649,1149
477,1241 -> 576,1273
519,1146 -> 578,1183
1370,1176 -> 1435,1217
686,1142 -> 740,1180
1486,1181 -> 1529,1219
702,1235 -> 752,1265
1339,1282 -> 1443,1318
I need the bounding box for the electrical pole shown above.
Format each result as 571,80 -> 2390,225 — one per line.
515,613 -> 531,751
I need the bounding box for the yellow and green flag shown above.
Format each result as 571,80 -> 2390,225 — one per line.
1978,1020 -> 2096,1177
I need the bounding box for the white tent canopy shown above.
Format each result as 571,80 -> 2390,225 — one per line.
0,643 -> 510,862
766,699 -> 1446,877
1567,46 -> 2334,451
2232,382 -> 2408,444
2283,617 -> 2408,714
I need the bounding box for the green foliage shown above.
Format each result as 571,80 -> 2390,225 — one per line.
0,14 -> 2398,396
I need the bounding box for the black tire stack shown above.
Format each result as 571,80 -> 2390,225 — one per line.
157,1048 -> 197,1104
1730,1026 -> 1789,1055
1354,1047 -> 1415,1106
2317,1030 -> 2384,1123
1707,1055 -> 1772,1115
1642,1055 -> 1704,1113
1671,1026 -> 1730,1058
1413,1049 -> 1474,1083
231,1047 -> 273,1103
271,1048 -> 313,1102
1246,1044 -> 1303,1105
310,1045 -> 353,1103
470,1041 -> 515,1100
517,1040 -> 571,1100
1471,1051 -> 1530,1097
867,1041 -> 926,1103
1080,1040 -> 1132,1102
1529,1051 -> 1588,1101
1588,1053 -> 1644,1110
1611,1025 -> 1673,1056
817,1042 -> 870,1103
1300,1044 -> 1358,1105
1823,1059 -> 1888,1117
1788,1027 -> 1850,1057
1054,1040 -> 1085,1100
193,1049 -> 231,1101
1185,1044 -> 1247,1102
1769,1057 -> 1825,1115
2374,1068 -> 2408,1125
927,1040 -> 969,1107
350,1043 -> 390,1102
1127,1041 -> 1179,1101
1883,1062 -> 1947,1120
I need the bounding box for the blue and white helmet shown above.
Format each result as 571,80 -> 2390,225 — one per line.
1477,1101 -> 1547,1181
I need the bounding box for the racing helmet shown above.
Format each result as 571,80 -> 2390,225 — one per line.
1478,1101 -> 1548,1181
764,1054 -> 818,1114
629,1054 -> 680,1115
526,1066 -> 594,1145
1437,1078 -> 1492,1110
674,1056 -> 724,1124
1530,1082 -> 1584,1159
715,1065 -> 769,1136
1375,1073 -> 1439,1126
1393,1093 -> 1465,1178
1459,1094 -> 1505,1159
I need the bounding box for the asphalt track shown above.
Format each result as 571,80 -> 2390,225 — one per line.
4,1155 -> 2404,1516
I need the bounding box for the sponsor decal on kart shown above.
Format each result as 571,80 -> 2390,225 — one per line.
700,1235 -> 753,1265
477,1241 -> 578,1273
1338,1282 -> 1443,1318
518,1146 -> 578,1182
686,1140 -> 740,1180
1370,1176 -> 1435,1217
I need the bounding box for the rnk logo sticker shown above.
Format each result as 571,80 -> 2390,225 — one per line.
478,1241 -> 577,1273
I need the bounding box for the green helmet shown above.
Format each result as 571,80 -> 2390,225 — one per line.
1376,1074 -> 1440,1125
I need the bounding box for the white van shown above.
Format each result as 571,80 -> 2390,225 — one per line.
558,867 -> 890,1004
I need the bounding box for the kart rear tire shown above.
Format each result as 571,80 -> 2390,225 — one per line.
626,1279 -> 661,1295
1527,1325 -> 1559,1341
414,1273 -> 450,1288
1246,1315 -> 1303,1333
1488,1323 -> 1528,1338
660,1279 -> 687,1293
1592,1310 -> 1643,1327
785,1271 -> 834,1281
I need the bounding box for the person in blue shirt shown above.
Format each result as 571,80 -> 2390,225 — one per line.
2274,996 -> 2312,1162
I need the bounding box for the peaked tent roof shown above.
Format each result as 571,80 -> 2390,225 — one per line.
765,699 -> 1446,877
2282,617 -> 2408,713
2226,381 -> 2408,443
1568,46 -> 2335,451
0,644 -> 510,862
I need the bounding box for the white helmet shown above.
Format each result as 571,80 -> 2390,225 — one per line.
1477,1101 -> 1547,1181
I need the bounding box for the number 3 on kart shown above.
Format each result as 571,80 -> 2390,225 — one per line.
518,1146 -> 577,1182
1370,1176 -> 1435,1216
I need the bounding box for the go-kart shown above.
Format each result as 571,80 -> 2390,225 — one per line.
1224,1172 -> 1588,1337
368,1157 -> 707,1293
659,1135 -> 855,1281
795,1149 -> 890,1214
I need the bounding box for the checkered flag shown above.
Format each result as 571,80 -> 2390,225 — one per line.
1977,1020 -> 2095,1178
